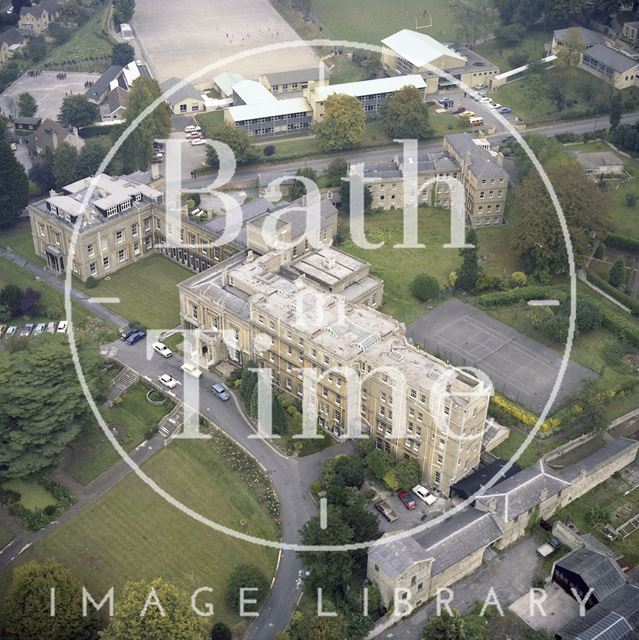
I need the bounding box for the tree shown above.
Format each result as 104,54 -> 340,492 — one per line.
510,271 -> 527,287
289,612 -> 346,640
29,161 -> 56,193
575,300 -> 602,332
422,610 -> 467,640
113,0 -> 135,25
381,85 -> 432,140
239,361 -> 258,405
493,23 -> 526,54
610,92 -> 622,131
3,561 -> 100,639
340,179 -> 372,216
48,21 -> 72,44
314,94 -> 365,152
11,0 -> 31,14
25,38 -> 47,62
76,137 -> 111,176
58,95 -> 98,129
456,229 -> 481,292
224,564 -> 269,614
395,458 -> 420,489
19,287 -> 41,316
586,505 -> 609,529
325,157 -> 348,186
608,259 -> 626,288
17,92 -> 37,118
556,28 -> 585,72
205,123 -> 258,167
0,337 -> 104,480
290,167 -> 318,201
410,274 -> 440,302
111,42 -> 135,67
449,0 -> 498,46
52,142 -> 79,188
0,136 -> 29,228
365,448 -> 395,480
101,578 -> 206,640
0,284 -> 24,317
511,159 -> 611,275
576,381 -> 607,433
625,193 -> 638,208
210,622 -> 232,640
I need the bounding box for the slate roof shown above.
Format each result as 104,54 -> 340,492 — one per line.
557,585 -> 639,640
556,548 -> 627,603
369,509 -> 502,579
85,65 -> 123,102
160,77 -> 203,104
263,65 -> 327,86
444,134 -> 508,181
554,27 -> 607,48
450,460 -> 521,500
558,439 -> 639,484
201,197 -> 273,248
584,44 -> 638,73
475,459 -> 570,521
20,4 -> 47,18
0,27 -> 26,46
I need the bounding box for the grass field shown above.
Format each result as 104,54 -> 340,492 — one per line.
329,59 -> 363,84
474,30 -> 549,73
0,524 -> 14,550
1,480 -> 56,511
311,0 -> 456,44
0,441 -> 279,627
63,382 -> 175,485
195,109 -> 225,137
74,254 -> 191,329
39,7 -> 114,72
0,221 -> 45,267
340,208 -> 519,323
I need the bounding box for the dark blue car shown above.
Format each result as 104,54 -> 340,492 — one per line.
125,330 -> 146,345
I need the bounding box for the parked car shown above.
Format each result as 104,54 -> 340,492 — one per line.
473,83 -> 487,90
152,342 -> 173,358
20,323 -> 34,337
56,321 -> 68,334
0,324 -> 6,337
490,102 -> 502,110
125,330 -> 146,345
412,484 -> 437,506
34,323 -> 46,336
159,373 -> 179,389
47,322 -> 57,333
184,125 -> 201,133
398,490 -> 417,510
479,96 -> 492,104
6,326 -> 17,337
460,110 -> 475,118
211,383 -> 230,401
121,328 -> 139,341
181,362 -> 202,378
498,107 -> 512,114
374,499 -> 399,523
191,139 -> 206,146
452,106 -> 466,114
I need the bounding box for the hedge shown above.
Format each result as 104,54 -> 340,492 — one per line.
587,272 -> 639,316
477,285 -> 567,307
604,233 -> 639,253
490,393 -> 560,433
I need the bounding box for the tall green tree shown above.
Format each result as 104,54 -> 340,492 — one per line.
224,564 -> 269,613
2,560 -> 100,640
422,610 -> 467,640
449,0 -> 498,46
76,137 -> 111,176
58,95 -> 98,129
456,229 -> 481,292
17,92 -> 37,117
205,123 -> 258,167
556,28 -> 585,72
0,337 -> 104,480
118,77 -> 171,172
0,135 -> 29,228
101,578 -> 206,640
608,259 -> 626,287
111,42 -> 135,67
325,157 -> 348,186
210,622 -> 232,640
381,85 -> 432,139
290,167 -> 318,201
52,142 -> 79,188
610,92 -> 622,130
340,180 -> 372,216
314,94 -> 365,152
113,0 -> 135,25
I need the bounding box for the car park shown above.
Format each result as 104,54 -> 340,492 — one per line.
374,499 -> 399,522
152,342 -> 173,358
56,321 -> 68,334
412,484 -> 437,506
125,330 -> 146,345
498,107 -> 512,114
159,373 -> 179,389
20,323 -> 34,337
398,489 -> 417,510
181,362 -> 203,378
211,383 -> 230,401
34,323 -> 46,336
47,322 -> 57,333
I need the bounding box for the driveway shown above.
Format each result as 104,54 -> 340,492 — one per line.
509,582 -> 579,633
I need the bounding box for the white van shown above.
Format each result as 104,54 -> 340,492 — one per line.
468,116 -> 484,127
153,342 -> 173,358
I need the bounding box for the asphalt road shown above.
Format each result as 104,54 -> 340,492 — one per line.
109,337 -> 354,639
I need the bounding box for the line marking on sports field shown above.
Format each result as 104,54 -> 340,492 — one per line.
527,300 -> 560,306
319,498 -> 328,530
88,297 -> 121,304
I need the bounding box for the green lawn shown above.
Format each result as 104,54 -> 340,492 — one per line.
39,7 -> 114,72
195,109 -> 225,137
1,480 -> 56,511
329,59 -> 363,84
474,30 -> 549,73
340,208 -> 519,323
0,220 -> 45,267
0,524 -> 14,550
74,254 -> 191,329
0,441 -> 279,627
429,109 -> 470,137
62,382 -> 175,485
311,0 -> 457,44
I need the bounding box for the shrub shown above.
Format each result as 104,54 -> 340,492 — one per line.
85,276 -> 98,289
626,192 -> 638,207
409,274 -> 440,302
575,299 -> 603,331
476,273 -> 504,292
608,259 -> 627,288
587,272 -> 639,316
477,285 -> 567,307
593,243 -> 605,259
510,271 -> 528,288
604,233 -> 639,253
263,144 -> 275,157
224,564 -> 269,612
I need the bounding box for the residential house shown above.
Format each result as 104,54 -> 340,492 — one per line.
160,77 -> 207,114
26,118 -> 83,157
381,30 -> 499,93
623,20 -> 639,44
85,65 -> 124,104
0,28 -> 27,66
13,116 -> 42,131
100,87 -> 129,122
18,4 -> 50,34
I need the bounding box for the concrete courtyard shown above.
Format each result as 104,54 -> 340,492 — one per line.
509,582 -> 580,633
407,299 -> 598,413
0,71 -> 100,122
131,0 -> 320,87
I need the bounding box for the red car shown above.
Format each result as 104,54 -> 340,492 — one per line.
452,106 -> 466,114
398,490 -> 417,510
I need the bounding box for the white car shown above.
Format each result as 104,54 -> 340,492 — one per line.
5,325 -> 17,338
159,373 -> 179,389
184,125 -> 201,133
47,322 -> 57,333
479,97 -> 492,104
191,138 -> 206,146
20,323 -> 34,337
56,321 -> 68,334
153,341 -> 173,358
181,362 -> 202,378
34,323 -> 46,336
412,485 -> 437,506
490,102 -> 502,110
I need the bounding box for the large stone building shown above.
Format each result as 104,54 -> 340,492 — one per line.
368,437 -> 639,608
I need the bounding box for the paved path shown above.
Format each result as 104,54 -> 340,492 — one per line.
578,268 -> 632,314
0,247 -> 127,329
